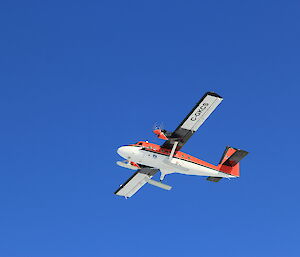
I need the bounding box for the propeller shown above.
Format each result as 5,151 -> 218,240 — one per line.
152,122 -> 169,140
153,121 -> 164,131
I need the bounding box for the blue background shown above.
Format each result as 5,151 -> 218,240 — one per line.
0,1 -> 299,256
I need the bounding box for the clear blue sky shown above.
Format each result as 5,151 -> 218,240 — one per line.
0,1 -> 299,256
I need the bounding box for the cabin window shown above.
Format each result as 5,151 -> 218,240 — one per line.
182,154 -> 184,157
188,156 -> 191,159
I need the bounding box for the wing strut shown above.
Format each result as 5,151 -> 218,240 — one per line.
169,141 -> 178,160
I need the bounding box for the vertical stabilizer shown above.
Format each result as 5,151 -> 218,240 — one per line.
218,146 -> 248,177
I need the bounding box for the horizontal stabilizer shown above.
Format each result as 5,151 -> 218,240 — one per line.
222,149 -> 248,167
207,176 -> 222,182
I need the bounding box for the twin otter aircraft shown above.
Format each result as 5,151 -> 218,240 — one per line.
115,92 -> 248,198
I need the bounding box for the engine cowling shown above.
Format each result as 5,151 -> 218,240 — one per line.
153,129 -> 171,140
116,160 -> 140,170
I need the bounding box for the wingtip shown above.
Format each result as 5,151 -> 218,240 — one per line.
206,92 -> 223,99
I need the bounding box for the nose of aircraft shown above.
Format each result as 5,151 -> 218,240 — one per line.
117,146 -> 134,159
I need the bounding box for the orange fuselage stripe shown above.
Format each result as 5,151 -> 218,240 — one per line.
131,141 -> 220,171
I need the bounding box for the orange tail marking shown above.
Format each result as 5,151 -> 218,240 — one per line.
218,147 -> 243,177
218,162 -> 240,177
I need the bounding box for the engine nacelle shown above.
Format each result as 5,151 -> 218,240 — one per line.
116,161 -> 140,170
153,129 -> 172,140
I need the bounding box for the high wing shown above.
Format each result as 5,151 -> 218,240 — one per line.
115,168 -> 159,198
161,92 -> 223,151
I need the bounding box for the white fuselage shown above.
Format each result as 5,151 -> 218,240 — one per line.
117,146 -> 234,179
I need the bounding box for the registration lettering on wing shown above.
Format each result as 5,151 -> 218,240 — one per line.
180,94 -> 222,131
190,103 -> 209,121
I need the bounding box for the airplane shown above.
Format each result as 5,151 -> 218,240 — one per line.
115,92 -> 248,198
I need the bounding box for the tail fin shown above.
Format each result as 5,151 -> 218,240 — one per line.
218,146 -> 248,177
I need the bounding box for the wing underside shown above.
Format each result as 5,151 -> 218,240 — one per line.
161,92 -> 223,151
115,168 -> 158,198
